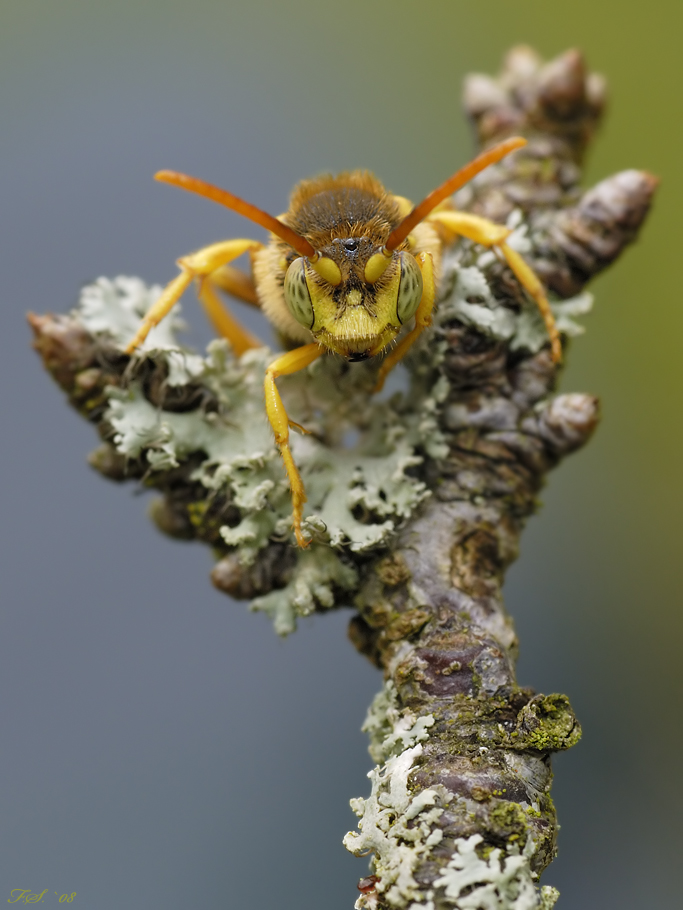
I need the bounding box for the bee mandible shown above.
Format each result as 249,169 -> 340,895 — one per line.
125,137 -> 560,547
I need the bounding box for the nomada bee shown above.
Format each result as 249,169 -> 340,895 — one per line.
126,137 -> 560,546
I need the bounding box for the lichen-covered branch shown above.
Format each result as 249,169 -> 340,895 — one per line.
30,46 -> 655,910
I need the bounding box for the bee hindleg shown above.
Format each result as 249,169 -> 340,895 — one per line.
125,238 -> 263,355
264,343 -> 323,547
428,210 -> 561,362
373,252 -> 435,393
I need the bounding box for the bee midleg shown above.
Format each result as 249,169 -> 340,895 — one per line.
428,210 -> 561,363
373,252 -> 436,394
210,262 -> 260,306
196,278 -> 263,356
264,343 -> 323,548
125,238 -> 263,355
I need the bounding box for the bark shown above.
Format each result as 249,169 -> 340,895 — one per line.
30,46 -> 656,910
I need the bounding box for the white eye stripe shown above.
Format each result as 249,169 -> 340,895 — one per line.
396,252 -> 423,324
284,258 -> 315,329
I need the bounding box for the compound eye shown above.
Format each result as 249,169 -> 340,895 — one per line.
284,258 -> 315,329
396,252 -> 423,324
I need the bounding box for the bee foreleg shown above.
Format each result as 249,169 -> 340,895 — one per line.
428,210 -> 561,363
125,238 -> 263,354
373,252 -> 436,393
264,343 -> 323,547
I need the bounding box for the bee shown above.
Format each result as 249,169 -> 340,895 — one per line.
125,137 -> 559,547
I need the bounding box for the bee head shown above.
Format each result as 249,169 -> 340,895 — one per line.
283,242 -> 423,359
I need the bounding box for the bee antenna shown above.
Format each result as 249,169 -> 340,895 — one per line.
154,170 -> 316,258
384,137 -> 528,251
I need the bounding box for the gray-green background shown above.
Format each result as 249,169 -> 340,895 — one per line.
2,1 -> 681,907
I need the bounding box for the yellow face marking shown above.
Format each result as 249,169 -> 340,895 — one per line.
304,260 -> 407,359
315,317 -> 399,359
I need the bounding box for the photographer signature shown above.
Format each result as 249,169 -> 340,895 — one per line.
8,891 -> 76,904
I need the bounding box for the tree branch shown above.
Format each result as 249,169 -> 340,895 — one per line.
30,45 -> 655,910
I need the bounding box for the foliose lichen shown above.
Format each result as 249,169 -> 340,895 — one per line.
345,681 -> 560,910
344,680 -> 441,908
431,835 -> 559,910
76,276 -> 451,632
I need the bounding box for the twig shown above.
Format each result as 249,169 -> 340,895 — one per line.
30,46 -> 656,910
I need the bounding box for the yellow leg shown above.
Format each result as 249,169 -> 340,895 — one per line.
125,238 -> 263,354
264,343 -> 324,547
373,253 -> 436,393
497,242 -> 561,363
429,210 -> 561,363
197,279 -> 262,356
211,263 -> 260,307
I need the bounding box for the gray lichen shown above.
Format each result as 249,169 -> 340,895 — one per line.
250,547 -> 357,636
346,681 -> 564,910
345,680 -> 441,908
71,273 -> 451,631
431,837 -> 559,910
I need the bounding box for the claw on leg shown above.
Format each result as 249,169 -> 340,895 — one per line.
264,343 -> 323,547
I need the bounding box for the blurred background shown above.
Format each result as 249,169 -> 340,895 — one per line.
1,1 -> 681,907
